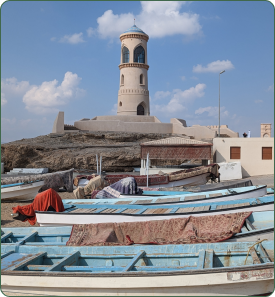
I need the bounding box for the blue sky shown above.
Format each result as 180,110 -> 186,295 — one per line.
1,1 -> 274,143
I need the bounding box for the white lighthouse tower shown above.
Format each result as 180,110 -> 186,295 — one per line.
117,24 -> 150,116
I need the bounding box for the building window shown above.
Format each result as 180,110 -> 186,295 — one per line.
140,74 -> 143,84
119,101 -> 122,107
121,74 -> 124,85
122,47 -> 129,63
262,147 -> 272,160
137,104 -> 145,115
230,147 -> 241,159
134,46 -> 145,63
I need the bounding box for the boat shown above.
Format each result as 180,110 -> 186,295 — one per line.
64,185 -> 267,206
35,195 -> 274,226
74,164 -> 220,189
1,180 -> 45,201
1,240 -> 273,296
1,168 -> 74,192
1,211 -> 273,245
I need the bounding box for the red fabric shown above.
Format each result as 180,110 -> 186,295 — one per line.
66,211 -> 252,246
12,188 -> 65,225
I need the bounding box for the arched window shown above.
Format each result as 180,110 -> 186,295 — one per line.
121,74 -> 124,85
134,46 -> 145,63
140,74 -> 143,84
137,104 -> 145,115
122,47 -> 129,63
119,101 -> 122,107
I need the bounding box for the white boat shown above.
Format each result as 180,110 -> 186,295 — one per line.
36,196 -> 274,227
1,180 -> 45,201
1,241 -> 274,296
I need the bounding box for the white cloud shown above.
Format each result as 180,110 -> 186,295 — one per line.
110,103 -> 117,115
152,83 -> 206,114
96,1 -> 201,39
50,37 -> 57,41
191,76 -> 198,80
267,83 -> 274,92
181,76 -> 186,81
255,100 -> 263,104
154,91 -> 171,100
59,33 -> 85,44
195,106 -> 228,117
22,72 -> 86,114
1,93 -> 7,105
1,77 -> 32,105
87,27 -> 95,37
193,60 -> 234,73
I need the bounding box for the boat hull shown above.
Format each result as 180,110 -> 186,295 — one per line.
36,204 -> 274,227
1,181 -> 44,201
2,267 -> 273,296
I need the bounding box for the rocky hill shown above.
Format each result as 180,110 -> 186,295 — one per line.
1,131 -> 187,172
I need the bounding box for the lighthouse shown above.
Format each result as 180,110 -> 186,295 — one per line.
117,24 -> 150,116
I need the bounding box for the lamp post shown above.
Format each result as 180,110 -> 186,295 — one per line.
218,70 -> 225,137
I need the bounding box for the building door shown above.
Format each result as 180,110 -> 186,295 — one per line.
137,104 -> 144,115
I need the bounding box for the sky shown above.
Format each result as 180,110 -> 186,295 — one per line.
1,1 -> 274,143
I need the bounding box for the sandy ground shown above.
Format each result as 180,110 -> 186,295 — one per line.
1,192 -> 75,228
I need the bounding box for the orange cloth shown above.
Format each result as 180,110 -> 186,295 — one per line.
12,188 -> 65,225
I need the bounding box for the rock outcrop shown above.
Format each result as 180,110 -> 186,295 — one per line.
1,131 -> 186,172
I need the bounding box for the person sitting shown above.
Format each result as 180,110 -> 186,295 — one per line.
243,132 -> 247,138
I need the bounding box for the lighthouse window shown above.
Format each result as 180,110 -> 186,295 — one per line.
121,74 -> 124,85
122,47 -> 129,63
134,46 -> 145,63
137,104 -> 145,115
140,74 -> 143,84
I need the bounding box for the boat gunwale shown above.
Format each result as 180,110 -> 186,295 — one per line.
35,200 -> 274,217
1,262 -> 274,277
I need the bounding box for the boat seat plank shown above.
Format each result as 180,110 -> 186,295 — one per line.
258,243 -> 272,263
1,251 -> 14,259
6,252 -> 47,271
197,250 -> 206,269
1,232 -> 13,243
163,208 -> 172,214
250,247 -> 261,264
44,251 -> 80,272
17,231 -> 38,245
134,200 -> 153,205
155,197 -> 180,204
123,250 -> 146,271
245,219 -> 256,231
204,250 -> 214,269
176,207 -> 194,213
209,193 -> 222,197
184,195 -> 206,201
115,201 -> 132,205
142,208 -> 155,215
153,208 -> 166,214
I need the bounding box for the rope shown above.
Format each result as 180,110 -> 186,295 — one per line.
244,239 -> 267,265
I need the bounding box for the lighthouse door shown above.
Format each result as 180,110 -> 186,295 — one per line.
137,104 -> 144,115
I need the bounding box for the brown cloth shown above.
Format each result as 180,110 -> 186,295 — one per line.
73,175 -> 109,199
12,188 -> 65,226
66,211 -> 251,246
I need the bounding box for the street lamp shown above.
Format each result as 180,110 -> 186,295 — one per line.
218,70 -> 225,137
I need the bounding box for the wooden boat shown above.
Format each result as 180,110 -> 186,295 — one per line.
73,164 -> 220,189
1,211 -> 273,245
65,185 -> 267,207
1,240 -> 274,296
35,196 -> 274,226
1,180 -> 45,201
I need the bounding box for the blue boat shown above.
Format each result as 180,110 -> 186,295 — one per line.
65,185 -> 267,206
1,211 -> 274,246
35,195 -> 274,227
1,240 -> 274,296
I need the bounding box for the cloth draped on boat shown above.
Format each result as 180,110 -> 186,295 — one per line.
12,188 -> 65,225
73,175 -> 95,187
96,177 -> 143,199
66,211 -> 251,246
1,169 -> 74,192
73,175 -> 108,199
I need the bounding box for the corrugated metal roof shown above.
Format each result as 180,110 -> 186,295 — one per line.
141,137 -> 211,146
